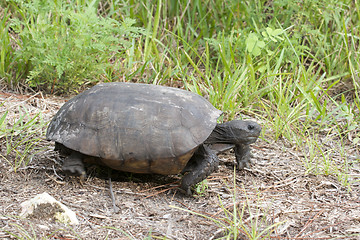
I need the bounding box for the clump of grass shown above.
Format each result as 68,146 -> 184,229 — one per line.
0,7 -> 12,81
3,222 -> 39,240
172,170 -> 284,239
2,217 -> 80,240
0,106 -> 46,172
301,127 -> 359,190
0,6 -> 27,88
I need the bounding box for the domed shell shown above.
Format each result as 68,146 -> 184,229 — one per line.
46,82 -> 222,174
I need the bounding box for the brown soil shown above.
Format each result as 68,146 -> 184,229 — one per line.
0,91 -> 359,239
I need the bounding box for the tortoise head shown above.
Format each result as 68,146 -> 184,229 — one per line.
206,120 -> 261,145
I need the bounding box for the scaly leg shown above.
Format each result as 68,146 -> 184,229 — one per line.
234,144 -> 252,169
181,145 -> 219,195
108,169 -> 120,213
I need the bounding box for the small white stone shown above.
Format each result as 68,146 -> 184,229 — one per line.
163,213 -> 172,219
20,192 -> 79,225
37,224 -> 50,230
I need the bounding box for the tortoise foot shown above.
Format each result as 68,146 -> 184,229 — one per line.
235,144 -> 252,169
62,151 -> 86,178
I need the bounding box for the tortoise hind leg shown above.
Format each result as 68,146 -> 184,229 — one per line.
62,150 -> 86,179
181,145 -> 219,195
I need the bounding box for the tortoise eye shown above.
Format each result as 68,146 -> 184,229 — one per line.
248,124 -> 255,130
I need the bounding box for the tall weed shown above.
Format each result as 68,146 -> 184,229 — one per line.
8,0 -> 143,93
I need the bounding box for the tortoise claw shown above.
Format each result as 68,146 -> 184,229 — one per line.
177,186 -> 193,196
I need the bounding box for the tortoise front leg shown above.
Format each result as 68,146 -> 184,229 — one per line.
234,144 -> 252,169
181,145 -> 219,195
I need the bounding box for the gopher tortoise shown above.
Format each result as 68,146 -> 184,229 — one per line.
46,82 -> 261,194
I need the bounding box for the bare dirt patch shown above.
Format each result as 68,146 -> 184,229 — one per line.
1,91 -> 359,239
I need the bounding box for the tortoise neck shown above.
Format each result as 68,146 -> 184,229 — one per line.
205,123 -> 235,144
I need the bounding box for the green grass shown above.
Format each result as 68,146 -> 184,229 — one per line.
3,222 -> 39,240
0,104 -> 47,172
0,6 -> 27,88
1,217 -> 80,240
172,170 -> 284,239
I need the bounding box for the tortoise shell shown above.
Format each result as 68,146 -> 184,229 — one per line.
46,82 -> 222,175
